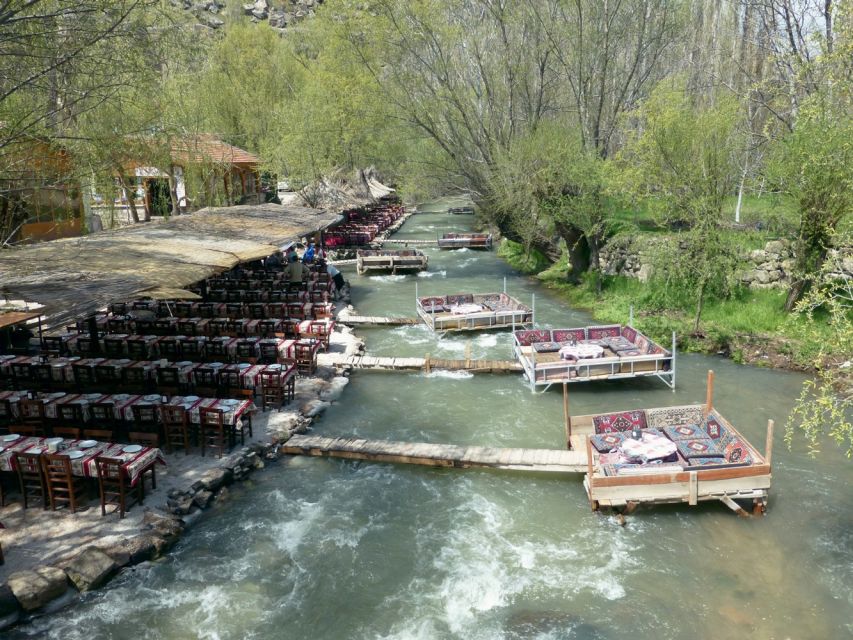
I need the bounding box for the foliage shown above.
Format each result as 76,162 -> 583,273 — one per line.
497,238 -> 551,275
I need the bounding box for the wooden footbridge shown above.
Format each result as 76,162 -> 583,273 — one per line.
282,435 -> 588,474
318,351 -> 522,373
336,314 -> 420,326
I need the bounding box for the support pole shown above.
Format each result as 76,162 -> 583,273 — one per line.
629,305 -> 634,327
465,343 -> 471,369
503,276 -> 507,294
586,436 -> 597,511
563,383 -> 572,449
424,352 -> 431,374
765,419 -> 774,466
531,294 -> 536,327
705,369 -> 715,413
671,331 -> 677,391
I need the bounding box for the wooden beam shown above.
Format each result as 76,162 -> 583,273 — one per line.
705,369 -> 715,413
765,419 -> 774,466
719,494 -> 749,517
688,471 -> 698,505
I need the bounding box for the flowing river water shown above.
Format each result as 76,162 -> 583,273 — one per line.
12,202 -> 853,639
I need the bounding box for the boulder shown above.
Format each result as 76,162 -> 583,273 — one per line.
193,490 -> 214,509
7,566 -> 68,611
764,240 -> 786,256
749,249 -> 767,263
101,535 -> 159,566
199,467 -> 233,491
0,584 -> 21,630
65,548 -> 119,592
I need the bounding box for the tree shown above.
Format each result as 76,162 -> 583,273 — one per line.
622,80 -> 747,330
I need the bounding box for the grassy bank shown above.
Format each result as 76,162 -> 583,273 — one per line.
499,238 -> 829,370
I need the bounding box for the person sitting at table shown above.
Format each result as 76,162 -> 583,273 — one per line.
302,241 -> 316,264
285,253 -> 310,284
265,251 -> 283,268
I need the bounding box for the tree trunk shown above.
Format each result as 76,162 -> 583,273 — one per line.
588,233 -> 603,294
693,279 -> 707,333
555,222 -> 590,284
116,173 -> 140,224
784,278 -> 807,312
168,172 -> 180,217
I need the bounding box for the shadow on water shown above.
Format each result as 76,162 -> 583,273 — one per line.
9,205 -> 853,640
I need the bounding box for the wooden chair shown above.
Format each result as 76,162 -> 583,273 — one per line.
95,456 -> 142,518
199,407 -> 229,458
126,339 -> 149,360
219,369 -> 254,400
225,303 -> 244,317
17,399 -> 46,436
131,404 -> 160,435
258,341 -> 281,365
83,428 -> 114,441
10,363 -> 33,390
247,303 -> 267,319
193,366 -> 219,398
243,290 -> 261,303
57,402 -> 86,428
174,302 -> 194,318
72,364 -> 97,391
260,372 -> 287,411
121,366 -> 149,394
108,302 -> 128,315
197,302 -> 216,318
159,405 -> 191,455
41,336 -> 68,357
13,451 -> 46,509
153,319 -> 175,335
106,318 -> 130,335
205,340 -> 229,362
41,453 -> 86,513
176,319 -> 198,336
179,338 -> 205,361
74,336 -> 98,356
235,340 -> 258,364
155,367 -> 182,396
294,342 -> 317,375
94,365 -> 123,392
157,338 -> 181,361
52,426 -> 82,440
103,336 -> 126,357
0,399 -> 13,435
257,320 -> 279,338
30,364 -> 55,392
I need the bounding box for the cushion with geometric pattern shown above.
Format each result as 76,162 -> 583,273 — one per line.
676,438 -> 725,459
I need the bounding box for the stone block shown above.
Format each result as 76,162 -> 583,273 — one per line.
193,490 -> 214,509
0,584 -> 21,629
7,566 -> 68,611
65,548 -> 119,592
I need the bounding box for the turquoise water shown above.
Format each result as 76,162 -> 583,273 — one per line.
11,204 -> 852,639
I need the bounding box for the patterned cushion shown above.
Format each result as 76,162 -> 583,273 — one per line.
676,438 -> 725,459
420,296 -> 446,310
663,424 -> 706,440
635,334 -> 650,353
620,326 -> 638,343
552,328 -> 586,342
587,325 -> 621,339
590,432 -> 627,453
446,293 -> 474,305
532,341 -> 561,353
515,329 -> 552,346
724,437 -> 753,464
686,456 -> 750,469
616,349 -> 642,357
704,415 -> 726,439
646,343 -> 665,355
646,405 -> 705,429
593,410 -> 647,434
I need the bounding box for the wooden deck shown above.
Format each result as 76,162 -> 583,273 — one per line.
282,435 -> 588,473
379,239 -> 438,246
317,352 -> 523,373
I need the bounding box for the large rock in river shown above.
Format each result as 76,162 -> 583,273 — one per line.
7,566 -> 68,611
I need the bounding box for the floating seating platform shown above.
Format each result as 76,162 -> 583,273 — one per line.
356,249 -> 429,275
282,435 -> 588,473
416,291 -> 533,334
437,232 -> 492,249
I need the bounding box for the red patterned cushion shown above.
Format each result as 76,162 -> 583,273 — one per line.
676,438 -> 725,458
587,325 -> 621,339
515,329 -> 552,346
446,293 -> 474,305
724,437 -> 753,464
704,415 -> 725,439
420,296 -> 446,309
593,410 -> 647,434
552,328 -> 586,342
620,326 -> 637,343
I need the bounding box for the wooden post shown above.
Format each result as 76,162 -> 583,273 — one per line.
424,353 -> 431,374
563,383 -> 572,449
705,369 -> 715,413
765,419 -> 774,466
585,436 -> 597,511
465,343 -> 471,369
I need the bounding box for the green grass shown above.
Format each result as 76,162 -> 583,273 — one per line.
497,239 -> 551,274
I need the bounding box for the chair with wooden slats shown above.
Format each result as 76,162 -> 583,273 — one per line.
41,453 -> 86,513
95,456 -> 142,518
94,365 -> 123,393
14,451 -> 46,509
72,364 -> 97,392
199,407 -> 229,458
126,338 -> 149,360
17,399 -> 46,436
159,405 -> 192,455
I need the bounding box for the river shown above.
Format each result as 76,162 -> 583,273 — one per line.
12,202 -> 852,639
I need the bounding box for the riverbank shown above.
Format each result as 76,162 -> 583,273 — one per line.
496,238 -> 830,373
0,321 -> 364,631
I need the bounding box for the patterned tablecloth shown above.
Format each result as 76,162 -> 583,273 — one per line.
619,432 -> 677,463
166,396 -> 256,425
559,343 -> 605,361
0,436 -> 165,486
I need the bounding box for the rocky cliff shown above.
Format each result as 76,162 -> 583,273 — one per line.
171,0 -> 323,32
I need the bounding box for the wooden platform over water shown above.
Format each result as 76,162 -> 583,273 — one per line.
282,435 -> 588,473
338,315 -> 421,326
318,352 -> 522,373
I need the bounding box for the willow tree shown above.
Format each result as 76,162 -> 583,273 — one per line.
623,81 -> 748,331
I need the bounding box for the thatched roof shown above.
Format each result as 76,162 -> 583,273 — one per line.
0,203 -> 341,332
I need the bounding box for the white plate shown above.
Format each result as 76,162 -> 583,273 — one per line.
86,393 -> 103,400
112,394 -> 130,400
143,394 -> 162,401
29,447 -> 44,455
221,399 -> 240,406
184,395 -> 199,401
122,444 -> 142,453
45,437 -> 63,446
78,440 -> 98,449
118,358 -> 131,363
238,363 -> 251,369
209,362 -> 224,368
3,434 -> 21,442
176,361 -> 192,366
65,450 -> 84,459
48,392 -> 66,399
